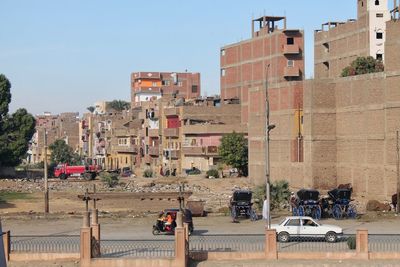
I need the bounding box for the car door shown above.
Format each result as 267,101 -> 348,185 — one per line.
283,218 -> 301,237
300,218 -> 320,237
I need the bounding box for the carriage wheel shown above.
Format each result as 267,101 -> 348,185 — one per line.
292,207 -> 298,216
312,206 -> 322,220
298,206 -> 305,216
231,207 -> 237,222
250,209 -> 258,221
347,204 -> 357,219
332,204 -> 342,220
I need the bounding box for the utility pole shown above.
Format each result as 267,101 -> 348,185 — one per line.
265,64 -> 275,229
397,131 -> 400,214
169,136 -> 172,176
44,130 -> 49,214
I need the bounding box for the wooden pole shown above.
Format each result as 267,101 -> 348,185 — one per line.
397,131 -> 400,214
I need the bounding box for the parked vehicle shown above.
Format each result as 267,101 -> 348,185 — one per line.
152,208 -> 194,235
291,189 -> 322,220
271,216 -> 343,243
229,190 -> 258,222
54,163 -> 101,180
120,167 -> 132,177
323,188 -> 357,219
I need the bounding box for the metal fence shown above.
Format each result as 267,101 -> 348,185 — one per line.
369,234 -> 400,252
277,234 -> 353,252
11,235 -> 80,253
100,239 -> 175,258
189,234 -> 265,252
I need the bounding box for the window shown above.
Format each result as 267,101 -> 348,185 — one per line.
376,32 -> 383,39
178,81 -> 183,87
302,219 -> 317,227
375,0 -> 380,5
285,219 -> 300,226
152,82 -> 157,86
287,37 -> 294,45
192,85 -> 198,93
287,60 -> 294,67
323,42 -> 330,53
376,53 -> 383,61
221,69 -> 226,77
162,80 -> 171,86
221,49 -> 226,56
376,13 -> 384,18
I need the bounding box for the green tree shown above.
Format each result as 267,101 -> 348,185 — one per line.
218,132 -> 248,176
341,56 -> 384,77
49,139 -> 81,164
253,180 -> 291,211
107,100 -> 130,111
0,74 -> 36,167
87,106 -> 95,113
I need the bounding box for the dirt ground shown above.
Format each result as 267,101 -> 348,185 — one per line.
0,175 -> 253,216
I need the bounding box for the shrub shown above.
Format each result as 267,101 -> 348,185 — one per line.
100,172 -> 119,187
206,169 -> 219,178
187,168 -> 201,175
144,169 -> 153,178
341,56 -> 384,77
253,180 -> 291,211
347,235 -> 356,250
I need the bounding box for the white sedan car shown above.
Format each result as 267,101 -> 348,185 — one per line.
271,216 -> 343,243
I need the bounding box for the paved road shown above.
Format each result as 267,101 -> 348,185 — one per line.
5,215 -> 400,258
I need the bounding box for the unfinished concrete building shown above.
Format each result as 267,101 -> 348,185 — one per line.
221,16 -> 305,185
315,0 -> 390,78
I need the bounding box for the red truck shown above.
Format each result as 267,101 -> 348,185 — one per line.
54,163 -> 102,180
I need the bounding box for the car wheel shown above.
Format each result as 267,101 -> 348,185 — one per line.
59,174 -> 67,180
325,231 -> 337,243
278,232 -> 290,243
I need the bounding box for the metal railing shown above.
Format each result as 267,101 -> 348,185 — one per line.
189,234 -> 265,252
369,234 -> 400,252
277,234 -> 353,252
11,235 -> 80,253
100,239 -> 175,258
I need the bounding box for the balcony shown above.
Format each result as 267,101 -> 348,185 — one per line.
182,146 -> 205,155
149,146 -> 159,157
206,146 -> 219,156
164,107 -> 180,117
148,128 -> 159,137
111,145 -> 138,154
164,149 -> 180,159
283,44 -> 300,55
284,66 -> 300,77
164,128 -> 179,137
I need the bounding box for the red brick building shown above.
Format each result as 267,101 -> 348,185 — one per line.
220,16 -> 305,184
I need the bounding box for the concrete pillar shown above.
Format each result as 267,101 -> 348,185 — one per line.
356,229 -> 369,259
2,230 -> 10,263
80,211 -> 92,266
176,211 -> 183,228
174,227 -> 186,267
265,228 -> 277,260
91,209 -> 100,257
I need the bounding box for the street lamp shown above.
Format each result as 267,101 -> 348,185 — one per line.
265,64 -> 275,229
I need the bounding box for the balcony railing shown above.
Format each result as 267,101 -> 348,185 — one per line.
164,128 -> 179,137
182,146 -> 219,156
164,149 -> 180,159
149,146 -> 160,157
164,107 -> 180,117
284,66 -> 300,77
148,128 -> 159,137
283,44 -> 300,55
111,145 -> 138,154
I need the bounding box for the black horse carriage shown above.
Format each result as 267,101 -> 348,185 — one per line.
229,190 -> 258,222
291,189 -> 322,220
322,188 -> 357,219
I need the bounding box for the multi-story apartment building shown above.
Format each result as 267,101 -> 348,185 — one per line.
220,16 -> 305,183
131,72 -> 201,107
314,0 -> 390,78
31,112 -> 80,164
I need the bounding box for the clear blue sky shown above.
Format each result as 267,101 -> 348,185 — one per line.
1,0 -> 362,116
